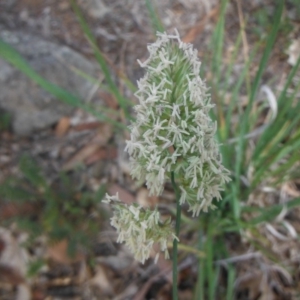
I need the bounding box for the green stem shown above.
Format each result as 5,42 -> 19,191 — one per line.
171,171 -> 182,300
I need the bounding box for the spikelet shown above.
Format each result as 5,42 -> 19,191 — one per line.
103,193 -> 178,264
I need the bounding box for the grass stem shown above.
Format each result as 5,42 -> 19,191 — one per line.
171,171 -> 182,300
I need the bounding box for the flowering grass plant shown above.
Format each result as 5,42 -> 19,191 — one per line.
1,0 -> 299,297
105,29 -> 230,299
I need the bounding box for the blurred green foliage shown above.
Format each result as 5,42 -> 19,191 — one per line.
0,156 -> 107,258
0,111 -> 11,131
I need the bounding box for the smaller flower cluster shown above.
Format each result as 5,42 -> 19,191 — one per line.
104,30 -> 230,264
104,193 -> 178,264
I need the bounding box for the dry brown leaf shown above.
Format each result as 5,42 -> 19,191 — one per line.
72,121 -> 102,131
182,5 -> 219,43
0,228 -> 28,277
259,274 -> 275,300
47,239 -> 85,264
55,117 -> 70,137
91,123 -> 113,144
90,265 -> 114,296
85,147 -> 118,165
136,188 -> 158,207
236,271 -> 275,300
282,183 -> 300,197
99,91 -> 119,109
0,203 -> 39,220
31,286 -> 46,300
63,123 -> 113,170
0,264 -> 24,284
62,143 -> 100,171
108,184 -> 135,205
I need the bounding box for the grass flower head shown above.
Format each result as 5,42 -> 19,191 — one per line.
125,29 -> 231,216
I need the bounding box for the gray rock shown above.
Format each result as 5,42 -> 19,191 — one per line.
0,29 -> 99,136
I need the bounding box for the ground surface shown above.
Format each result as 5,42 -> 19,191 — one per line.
0,1 -> 300,299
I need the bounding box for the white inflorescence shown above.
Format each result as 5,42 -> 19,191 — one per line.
125,29 -> 231,217
104,193 -> 178,264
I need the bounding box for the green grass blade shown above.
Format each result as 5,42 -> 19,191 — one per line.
194,230 -> 205,300
235,1 -> 284,194
220,48 -> 257,220
206,223 -> 215,300
248,1 -> 284,109
251,86 -> 300,187
223,49 -> 255,144
226,265 -> 235,300
252,56 -> 300,161
249,197 -> 300,225
217,21 -> 242,143
70,0 -> 133,120
221,30 -> 242,97
270,152 -> 300,183
211,0 -> 228,86
145,0 -> 164,34
252,131 -> 300,187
